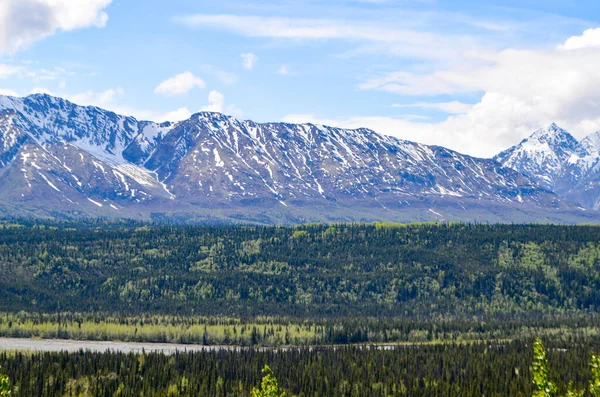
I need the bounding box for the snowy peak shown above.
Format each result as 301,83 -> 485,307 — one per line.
0,94 -> 596,223
495,124 -> 600,210
525,123 -> 580,152
544,124 -> 582,155
536,122 -> 571,138
494,123 -> 587,190
0,93 -> 169,167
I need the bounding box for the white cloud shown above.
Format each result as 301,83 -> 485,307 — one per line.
201,90 -> 225,112
179,14 -> 433,42
176,14 -> 478,61
392,101 -> 472,114
97,87 -> 123,104
0,88 -> 18,96
559,28 -> 600,50
174,14 -> 600,157
277,65 -> 289,75
67,87 -> 124,107
156,107 -> 193,122
64,90 -> 193,122
154,72 -> 205,96
241,53 -> 258,70
199,90 -> 243,117
283,90 -> 600,158
0,64 -> 21,78
0,0 -> 112,54
30,87 -> 53,95
351,35 -> 600,157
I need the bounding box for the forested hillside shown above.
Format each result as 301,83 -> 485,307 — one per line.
2,221 -> 600,318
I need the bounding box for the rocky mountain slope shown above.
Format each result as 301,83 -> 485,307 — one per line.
495,123 -> 600,211
0,94 -> 596,223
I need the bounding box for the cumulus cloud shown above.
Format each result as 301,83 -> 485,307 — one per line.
284,90 -> 600,158
201,90 -> 225,112
154,72 -> 205,96
241,53 -> 258,70
558,28 -> 600,50
157,107 -> 193,122
0,0 -> 112,54
198,90 -> 242,117
351,34 -> 600,157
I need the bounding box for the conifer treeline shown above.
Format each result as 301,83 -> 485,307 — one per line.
2,338 -> 600,396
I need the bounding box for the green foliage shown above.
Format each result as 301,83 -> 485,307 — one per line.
251,365 -> 286,397
565,384 -> 584,397
591,353 -> 600,395
0,367 -> 10,396
291,230 -> 307,238
532,338 -> 557,397
531,338 -> 600,397
4,222 -> 600,319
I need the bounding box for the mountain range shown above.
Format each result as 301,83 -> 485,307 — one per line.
0,93 -> 599,224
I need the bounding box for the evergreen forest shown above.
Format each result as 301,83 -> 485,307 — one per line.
3,220 -> 600,395
2,221 -> 600,318
1,337 -> 600,396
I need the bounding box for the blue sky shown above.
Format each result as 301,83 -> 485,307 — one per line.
0,0 -> 599,157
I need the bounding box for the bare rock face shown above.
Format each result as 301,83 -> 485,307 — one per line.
0,93 -> 597,224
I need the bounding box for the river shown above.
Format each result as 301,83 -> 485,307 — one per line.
0,337 -> 241,354
0,338 -> 404,354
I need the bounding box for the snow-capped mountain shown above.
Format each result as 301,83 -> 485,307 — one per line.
494,123 -> 585,191
0,94 -> 175,214
495,123 -> 600,211
0,94 -> 596,223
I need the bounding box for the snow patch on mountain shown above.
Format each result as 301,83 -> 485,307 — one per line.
0,93 -> 596,223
